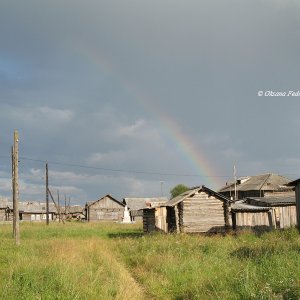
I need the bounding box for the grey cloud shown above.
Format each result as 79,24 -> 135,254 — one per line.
0,1 -> 300,202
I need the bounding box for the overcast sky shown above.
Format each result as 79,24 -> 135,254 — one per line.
1,0 -> 300,204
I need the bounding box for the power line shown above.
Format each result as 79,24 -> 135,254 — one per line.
0,154 -> 299,179
18,156 -> 229,177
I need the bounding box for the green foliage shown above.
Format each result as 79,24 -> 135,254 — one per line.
170,184 -> 189,198
0,223 -> 300,299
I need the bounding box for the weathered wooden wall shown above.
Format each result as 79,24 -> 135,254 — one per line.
143,209 -> 156,233
143,207 -> 167,233
21,213 -> 54,222
87,196 -> 124,222
295,183 -> 300,230
233,206 -> 296,230
234,211 -> 271,228
274,206 -> 296,228
180,191 -> 226,233
155,207 -> 167,232
0,210 -> 6,221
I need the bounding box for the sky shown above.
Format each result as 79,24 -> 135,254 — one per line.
1,0 -> 300,205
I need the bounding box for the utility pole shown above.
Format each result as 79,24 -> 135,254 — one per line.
64,194 -> 67,220
11,146 -> 14,235
46,163 -> 49,225
57,190 -> 60,223
68,196 -> 71,218
160,181 -> 164,197
13,130 -> 20,245
48,188 -> 65,224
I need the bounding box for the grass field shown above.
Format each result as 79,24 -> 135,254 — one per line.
1,222 -> 300,299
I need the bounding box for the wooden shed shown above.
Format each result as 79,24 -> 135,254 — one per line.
85,195 -> 125,222
231,195 -> 296,232
142,206 -> 167,233
144,186 -> 232,234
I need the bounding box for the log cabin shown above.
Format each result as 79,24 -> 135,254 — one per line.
85,194 -> 125,222
143,186 -> 232,234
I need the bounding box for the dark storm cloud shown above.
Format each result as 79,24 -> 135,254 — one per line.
0,0 -> 300,202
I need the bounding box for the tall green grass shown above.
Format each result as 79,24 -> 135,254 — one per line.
113,229 -> 300,299
0,222 -> 299,299
0,223 -> 144,300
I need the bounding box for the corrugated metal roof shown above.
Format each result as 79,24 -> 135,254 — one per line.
231,200 -> 271,212
246,196 -> 295,207
219,173 -> 293,193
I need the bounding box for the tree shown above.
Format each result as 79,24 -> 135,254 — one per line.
170,184 -> 189,199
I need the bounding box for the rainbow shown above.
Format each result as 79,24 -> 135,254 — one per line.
78,46 -> 224,189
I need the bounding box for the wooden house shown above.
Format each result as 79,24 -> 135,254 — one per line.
144,186 -> 232,234
19,201 -> 56,221
85,195 -> 125,222
219,173 -> 293,200
0,200 -> 60,222
123,197 -> 168,221
231,195 -> 296,232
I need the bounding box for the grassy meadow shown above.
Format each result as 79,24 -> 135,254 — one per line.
0,222 -> 300,299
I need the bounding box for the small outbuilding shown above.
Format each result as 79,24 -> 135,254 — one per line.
143,186 -> 232,234
85,195 -> 125,222
231,195 -> 296,232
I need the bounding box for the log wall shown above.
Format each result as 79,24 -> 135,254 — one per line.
180,191 -> 227,233
87,196 -> 124,221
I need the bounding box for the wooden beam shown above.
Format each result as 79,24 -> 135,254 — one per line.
13,130 -> 20,245
46,163 -> 49,225
48,188 -> 65,224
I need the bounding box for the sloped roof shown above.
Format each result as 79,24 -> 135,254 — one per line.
86,194 -> 124,208
219,174 -> 293,193
60,205 -> 84,213
0,199 -> 83,214
19,201 -> 57,213
246,196 -> 295,207
286,178 -> 300,186
231,200 -> 271,212
123,197 -> 168,211
165,186 -> 231,207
